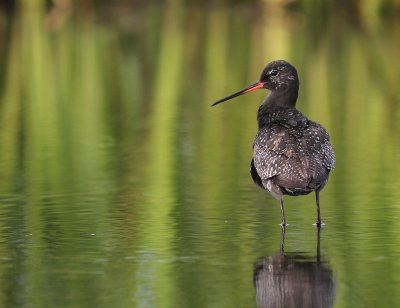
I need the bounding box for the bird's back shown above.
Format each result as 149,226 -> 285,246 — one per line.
251,108 -> 335,196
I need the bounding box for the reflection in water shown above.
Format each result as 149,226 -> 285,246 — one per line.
254,228 -> 336,308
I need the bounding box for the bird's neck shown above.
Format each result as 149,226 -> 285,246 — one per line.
257,88 -> 299,128
266,86 -> 298,108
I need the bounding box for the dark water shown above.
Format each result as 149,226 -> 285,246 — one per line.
0,3 -> 400,307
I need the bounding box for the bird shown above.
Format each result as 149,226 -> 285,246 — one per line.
212,60 -> 335,227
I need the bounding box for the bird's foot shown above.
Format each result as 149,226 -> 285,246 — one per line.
313,220 -> 325,228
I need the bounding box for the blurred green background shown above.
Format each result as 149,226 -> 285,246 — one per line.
0,0 -> 400,307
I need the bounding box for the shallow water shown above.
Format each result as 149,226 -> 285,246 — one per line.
0,3 -> 400,307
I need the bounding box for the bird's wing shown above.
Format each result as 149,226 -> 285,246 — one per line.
253,121 -> 335,183
253,125 -> 297,180
304,121 -> 335,170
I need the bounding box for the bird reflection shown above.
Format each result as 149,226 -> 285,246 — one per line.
253,228 -> 336,308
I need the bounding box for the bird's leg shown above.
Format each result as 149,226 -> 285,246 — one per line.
279,199 -> 286,227
315,190 -> 323,227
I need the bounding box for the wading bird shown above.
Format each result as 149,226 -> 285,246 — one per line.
212,60 -> 335,227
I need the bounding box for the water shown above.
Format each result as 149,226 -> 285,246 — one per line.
0,2 -> 400,307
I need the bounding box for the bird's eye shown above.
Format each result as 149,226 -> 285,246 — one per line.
270,70 -> 278,77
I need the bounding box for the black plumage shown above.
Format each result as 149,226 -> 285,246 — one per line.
212,60 -> 335,227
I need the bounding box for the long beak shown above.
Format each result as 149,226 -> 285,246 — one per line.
211,81 -> 266,107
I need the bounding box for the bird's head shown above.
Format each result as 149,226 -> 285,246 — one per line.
259,60 -> 299,92
211,60 -> 299,107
